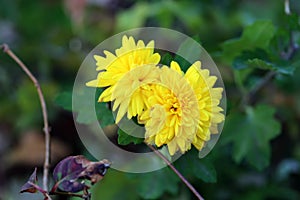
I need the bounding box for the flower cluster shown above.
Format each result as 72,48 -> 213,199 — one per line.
87,35 -> 224,156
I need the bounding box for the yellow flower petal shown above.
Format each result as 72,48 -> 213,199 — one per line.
86,35 -> 161,122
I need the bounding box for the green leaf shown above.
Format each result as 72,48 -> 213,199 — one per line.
248,59 -> 294,75
173,54 -> 191,73
222,105 -> 281,170
175,148 -> 217,183
222,20 -> 276,61
117,128 -> 144,145
96,98 -> 115,127
92,169 -> 139,200
193,159 -> 217,183
136,168 -> 179,199
246,58 -> 274,70
160,52 -> 174,66
233,49 -> 295,75
233,49 -> 270,70
55,88 -> 114,126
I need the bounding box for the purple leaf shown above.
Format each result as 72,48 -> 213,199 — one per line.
20,167 -> 38,193
52,155 -> 110,193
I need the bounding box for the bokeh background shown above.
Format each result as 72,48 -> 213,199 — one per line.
0,0 -> 300,199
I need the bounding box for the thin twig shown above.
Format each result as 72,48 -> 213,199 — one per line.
246,71 -> 276,105
1,44 -> 51,194
281,32 -> 299,60
147,144 -> 204,200
27,182 -> 52,200
250,71 -> 276,97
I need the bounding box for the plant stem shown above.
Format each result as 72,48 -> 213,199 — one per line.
27,182 -> 52,200
247,71 -> 276,105
1,44 -> 51,194
147,144 -> 205,200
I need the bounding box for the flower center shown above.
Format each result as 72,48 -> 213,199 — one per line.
170,104 -> 179,113
165,94 -> 181,116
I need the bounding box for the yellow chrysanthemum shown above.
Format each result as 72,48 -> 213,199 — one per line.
86,35 -> 224,156
111,64 -> 160,123
86,35 -> 161,122
183,61 -> 225,150
140,61 -> 224,155
139,66 -> 200,155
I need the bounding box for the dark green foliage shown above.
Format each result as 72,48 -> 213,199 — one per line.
222,20 -> 276,62
117,128 -> 144,145
223,105 -> 281,170
175,149 -> 217,183
233,49 -> 295,75
135,167 -> 180,199
55,88 -> 114,126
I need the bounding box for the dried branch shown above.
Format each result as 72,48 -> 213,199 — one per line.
147,144 -> 204,200
1,44 -> 52,195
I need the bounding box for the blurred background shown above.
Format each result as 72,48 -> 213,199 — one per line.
0,0 -> 300,199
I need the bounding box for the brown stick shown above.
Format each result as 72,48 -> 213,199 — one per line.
147,144 -> 205,200
1,44 -> 51,195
